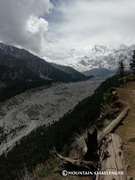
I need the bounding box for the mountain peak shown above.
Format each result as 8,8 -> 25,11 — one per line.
62,44 -> 135,72
0,43 -> 90,86
0,42 -> 14,53
93,44 -> 107,50
119,44 -> 128,50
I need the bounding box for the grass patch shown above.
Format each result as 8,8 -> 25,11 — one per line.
34,157 -> 61,178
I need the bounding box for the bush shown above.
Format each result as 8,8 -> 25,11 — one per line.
126,74 -> 135,81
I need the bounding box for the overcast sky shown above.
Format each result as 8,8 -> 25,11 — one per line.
0,0 -> 135,61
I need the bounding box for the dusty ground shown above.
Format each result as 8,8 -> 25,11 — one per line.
115,82 -> 135,178
43,82 -> 135,180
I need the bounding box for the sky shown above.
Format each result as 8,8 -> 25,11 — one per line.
0,0 -> 135,62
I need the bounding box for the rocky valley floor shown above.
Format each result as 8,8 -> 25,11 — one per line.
0,79 -> 102,155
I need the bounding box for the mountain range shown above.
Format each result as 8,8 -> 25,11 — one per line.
0,43 -> 90,88
48,44 -> 135,73
0,43 -> 135,88
83,68 -> 116,79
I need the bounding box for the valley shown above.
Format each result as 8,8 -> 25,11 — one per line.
0,79 -> 102,155
0,0 -> 135,178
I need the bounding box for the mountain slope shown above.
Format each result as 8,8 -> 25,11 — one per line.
51,63 -> 92,80
83,68 -> 116,78
0,75 -> 119,180
0,43 -> 89,86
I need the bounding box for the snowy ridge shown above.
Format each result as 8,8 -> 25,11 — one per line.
0,43 -> 14,53
71,44 -> 135,72
46,44 -> 135,72
75,44 -> 135,71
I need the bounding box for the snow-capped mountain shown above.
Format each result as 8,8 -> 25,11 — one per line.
48,44 -> 135,72
0,42 -> 90,88
0,43 -> 13,52
71,44 -> 135,72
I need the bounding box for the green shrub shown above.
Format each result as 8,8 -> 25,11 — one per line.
126,74 -> 135,81
103,92 -> 112,104
34,158 -> 60,178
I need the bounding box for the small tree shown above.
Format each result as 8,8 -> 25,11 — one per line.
118,55 -> 126,78
130,50 -> 135,74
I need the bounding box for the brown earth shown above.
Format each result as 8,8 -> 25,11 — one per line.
115,82 -> 135,178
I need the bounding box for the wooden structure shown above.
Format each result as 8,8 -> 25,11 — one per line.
54,150 -> 97,171
98,106 -> 129,145
53,129 -> 98,171
54,105 -> 130,179
96,133 -> 127,180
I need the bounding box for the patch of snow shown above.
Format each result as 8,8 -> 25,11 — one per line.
44,44 -> 135,72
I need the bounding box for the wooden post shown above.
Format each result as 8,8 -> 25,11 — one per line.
84,129 -> 98,161
98,106 -> 129,145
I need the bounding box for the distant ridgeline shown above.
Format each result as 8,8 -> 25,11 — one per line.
0,75 -> 119,180
0,43 -> 91,102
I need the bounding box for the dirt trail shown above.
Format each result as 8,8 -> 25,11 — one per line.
115,82 -> 135,178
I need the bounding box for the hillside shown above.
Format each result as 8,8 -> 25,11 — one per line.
0,43 -> 90,85
51,63 -> 93,80
83,68 -> 116,79
0,75 -> 119,180
0,43 -> 90,102
115,82 -> 135,178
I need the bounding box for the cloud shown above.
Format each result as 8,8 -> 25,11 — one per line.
0,0 -> 53,53
26,16 -> 48,34
41,0 -> 135,60
0,0 -> 135,62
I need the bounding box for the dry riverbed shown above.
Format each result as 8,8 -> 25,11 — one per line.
0,79 -> 102,155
